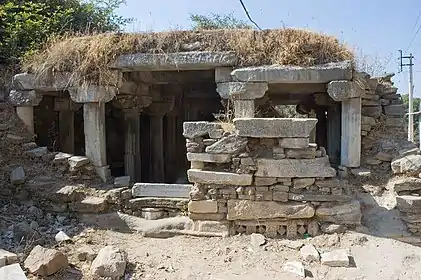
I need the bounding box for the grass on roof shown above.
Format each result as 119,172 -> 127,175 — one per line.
23,28 -> 354,86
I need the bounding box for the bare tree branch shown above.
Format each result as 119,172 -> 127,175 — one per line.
239,0 -> 262,30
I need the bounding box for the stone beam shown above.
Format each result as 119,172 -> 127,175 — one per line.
327,80 -> 364,102
341,98 -> 361,167
231,60 -> 352,84
68,85 -> 117,103
113,95 -> 152,110
138,70 -> 214,84
110,51 -> 238,71
216,82 -> 268,100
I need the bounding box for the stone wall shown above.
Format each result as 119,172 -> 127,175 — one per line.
183,118 -> 362,237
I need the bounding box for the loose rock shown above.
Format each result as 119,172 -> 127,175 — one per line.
283,261 -> 305,278
24,245 -> 68,276
91,246 -> 127,279
320,249 -> 350,267
300,244 -> 320,262
250,233 -> 266,248
55,231 -> 71,243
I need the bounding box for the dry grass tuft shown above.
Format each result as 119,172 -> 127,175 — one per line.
23,28 -> 354,86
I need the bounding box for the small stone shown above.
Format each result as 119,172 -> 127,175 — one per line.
293,178 -> 315,189
72,196 -> 107,213
320,249 -> 350,267
68,156 -> 90,169
91,246 -> 127,279
29,221 -> 39,230
55,231 -> 71,243
25,147 -> 48,158
279,240 -> 304,250
350,168 -> 371,177
300,244 -> 320,262
279,138 -> 309,149
320,223 -> 347,234
77,246 -> 97,262
250,233 -> 266,248
10,167 -> 26,185
0,250 -> 18,266
22,142 -> 37,150
24,245 -> 68,276
375,152 -> 393,162
283,261 -> 305,278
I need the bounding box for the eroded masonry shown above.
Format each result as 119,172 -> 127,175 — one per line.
10,50 -> 406,237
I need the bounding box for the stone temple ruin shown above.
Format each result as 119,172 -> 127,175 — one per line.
8,30 -> 408,238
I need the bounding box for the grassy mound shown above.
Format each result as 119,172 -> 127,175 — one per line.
23,28 -> 354,86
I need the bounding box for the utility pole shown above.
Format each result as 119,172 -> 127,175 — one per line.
399,50 -> 415,142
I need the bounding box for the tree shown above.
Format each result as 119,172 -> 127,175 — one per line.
0,0 -> 131,65
189,13 -> 252,30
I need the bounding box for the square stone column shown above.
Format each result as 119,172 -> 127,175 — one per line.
124,108 -> 141,182
341,98 -> 361,167
9,90 -> 43,134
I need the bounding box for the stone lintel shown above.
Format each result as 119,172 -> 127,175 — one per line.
231,60 -> 352,84
35,72 -> 74,91
183,121 -> 222,139
327,80 -> 364,101
187,153 -> 231,163
113,95 -> 152,110
9,90 -> 42,106
234,118 -> 317,138
69,85 -> 117,103
132,183 -> 191,198
216,82 -> 268,100
110,51 -> 238,71
256,157 -> 336,178
187,169 -> 253,186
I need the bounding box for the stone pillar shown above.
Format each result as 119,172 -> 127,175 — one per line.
16,106 -> 34,134
341,98 -> 361,167
9,90 -> 42,134
124,108 -> 141,182
327,104 -> 341,166
149,113 -> 165,182
216,82 -> 268,118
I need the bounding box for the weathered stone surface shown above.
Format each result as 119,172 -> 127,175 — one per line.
380,99 -> 391,106
286,147 -> 317,159
320,249 -> 350,267
300,244 -> 320,262
77,246 -> 97,262
272,191 -> 289,202
25,147 -> 48,158
375,152 -> 393,162
391,154 -> 421,174
366,158 -> 382,165
361,116 -> 376,126
279,138 -> 310,148
72,197 -> 107,213
114,176 -> 131,187
234,118 -> 317,138
361,106 -> 382,118
55,231 -> 71,243
377,85 -> 398,96
216,82 -> 268,99
231,60 -> 352,83
24,245 -> 68,276
215,67 -> 233,83
68,156 -> 89,169
183,122 -> 221,139
293,178 -> 315,189
350,168 -> 371,177
386,117 -> 403,127
0,264 -> 28,280
192,220 -> 230,235
52,152 -> 72,164
68,85 -> 116,103
188,200 -> 218,213
0,250 -> 17,266
129,197 -> 188,209
396,196 -> 421,213
316,200 -> 361,225
362,99 -> 381,106
393,177 -> 421,193
320,223 -> 347,234
9,90 -> 42,106
91,246 -> 127,279
187,152 -> 231,163
327,80 -> 364,101
12,73 -> 34,90
227,200 -> 315,220
282,261 -> 305,277
254,177 -> 277,186
288,193 -> 351,202
112,51 -> 238,71
255,157 -> 336,178
384,104 -> 405,116
205,134 -> 247,154
132,183 -> 191,198
187,169 -> 252,185
250,233 -> 266,248
382,93 -> 400,100
10,167 -> 26,185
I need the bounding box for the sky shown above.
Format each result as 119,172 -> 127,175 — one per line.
116,0 -> 421,97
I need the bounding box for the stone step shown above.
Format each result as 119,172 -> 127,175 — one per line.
132,183 -> 192,198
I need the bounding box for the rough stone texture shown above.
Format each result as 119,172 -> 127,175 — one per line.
282,261 -> 305,277
114,176 -> 131,187
234,118 -> 317,138
231,60 -> 352,83
386,117 -> 403,127
288,193 -> 351,202
132,183 -> 191,198
9,90 -> 42,106
254,177 -> 278,186
391,154 -> 421,174
393,177 -> 421,193
187,169 -> 253,185
10,166 -> 26,185
320,223 -> 347,234
68,156 -> 90,169
12,73 -> 34,90
0,264 -> 28,280
77,247 -> 97,262
24,245 -> 68,276
55,231 -> 71,243
227,200 -> 315,220
129,197 -> 188,209
279,138 -> 310,149
361,116 -> 376,126
396,196 -> 421,213
192,220 -> 230,235
205,135 -> 247,154
327,80 -> 364,101
216,82 -> 268,99
187,152 -> 231,163
255,157 -> 336,178
25,147 -> 48,158
91,246 -> 127,279
375,152 -> 393,162
361,106 -> 382,118
68,85 -> 116,103
293,178 -> 316,189
215,67 -> 233,83
315,200 -> 361,225
300,244 -> 320,261
384,104 -> 405,116
72,197 -> 107,213
53,152 -> 72,164
0,250 -> 18,266
188,200 -> 218,213
320,249 -> 350,267
183,122 -> 222,139
250,233 -> 266,248
112,51 -> 238,71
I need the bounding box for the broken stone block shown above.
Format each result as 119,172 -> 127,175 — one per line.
0,250 -> 18,266
300,244 -> 320,262
55,231 -> 71,243
393,177 -> 421,193
187,152 -> 231,163
24,245 -> 68,276
77,246 -> 97,262
250,233 -> 266,248
129,197 -> 188,210
366,158 -> 382,165
288,193 -> 350,202
361,116 -> 376,126
396,196 -> 421,213
320,223 -> 347,234
283,261 -> 305,278
141,208 -> 166,220
9,90 -> 42,106
25,147 -> 48,158
22,142 -> 37,150
188,200 -> 218,213
91,246 -> 127,279
12,73 -> 35,90
384,104 -> 405,116
0,264 -> 28,280
193,220 -> 230,235
132,183 -> 191,198
315,200 -> 361,225
320,249 -> 350,267
215,67 -> 233,83
392,154 -> 421,174
386,117 -> 403,127
279,138 -> 310,149
10,166 -> 26,185
68,156 -> 89,169
375,152 -> 393,162
234,118 -> 317,138
52,152 -> 72,164
293,178 -> 315,189
327,80 -> 364,101
183,121 -> 221,139
362,99 -> 381,106
255,157 -> 336,178
254,177 -> 277,186
350,168 -> 371,177
227,200 -> 315,220
114,176 -> 131,187
286,147 -> 317,159
205,134 -> 247,154
361,106 -> 382,118
272,191 -> 288,202
72,196 -> 107,213
216,82 -> 268,99
187,169 -> 253,186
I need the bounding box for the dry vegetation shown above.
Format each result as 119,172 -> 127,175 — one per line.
23,28 -> 354,86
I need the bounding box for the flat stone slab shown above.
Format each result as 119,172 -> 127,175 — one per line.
0,264 -> 28,280
234,118 -> 317,138
111,51 -> 238,71
231,60 -> 352,83
129,197 -> 188,209
288,193 -> 351,202
132,183 -> 191,198
393,178 -> 421,193
315,200 -> 361,225
187,153 -> 231,163
255,157 -> 336,178
396,196 -> 421,213
183,122 -> 222,139
68,85 -> 116,103
216,82 -> 268,99
321,249 -> 350,267
227,200 -> 315,220
187,169 -> 253,186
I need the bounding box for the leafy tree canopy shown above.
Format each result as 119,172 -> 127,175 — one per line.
0,0 -> 131,65
189,13 -> 251,30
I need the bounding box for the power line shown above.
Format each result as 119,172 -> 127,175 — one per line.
411,10 -> 421,33
238,0 -> 262,30
406,21 -> 421,53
